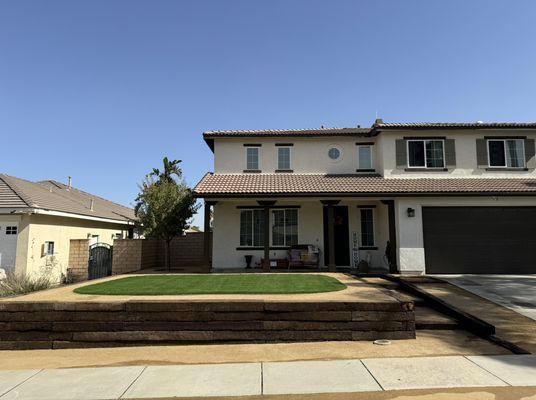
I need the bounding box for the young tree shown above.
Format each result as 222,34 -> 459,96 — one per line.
135,158 -> 199,270
150,157 -> 182,184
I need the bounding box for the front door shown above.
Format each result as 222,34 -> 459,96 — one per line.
323,206 -> 350,266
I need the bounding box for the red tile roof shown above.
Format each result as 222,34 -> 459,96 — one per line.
202,123 -> 536,150
194,173 -> 536,197
375,122 -> 536,130
203,128 -> 371,150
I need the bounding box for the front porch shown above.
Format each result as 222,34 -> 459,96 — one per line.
204,197 -> 399,273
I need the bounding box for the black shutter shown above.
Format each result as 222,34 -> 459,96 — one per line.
395,139 -> 406,169
525,139 -> 536,169
444,139 -> 456,169
476,139 -> 488,168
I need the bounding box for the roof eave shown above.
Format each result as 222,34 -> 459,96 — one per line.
373,124 -> 536,133
193,191 -> 536,198
30,208 -> 136,225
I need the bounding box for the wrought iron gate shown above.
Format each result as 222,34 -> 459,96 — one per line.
88,243 -> 113,280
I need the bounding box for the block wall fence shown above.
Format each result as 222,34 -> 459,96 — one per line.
112,232 -> 210,275
67,233 -> 209,281
67,239 -> 90,281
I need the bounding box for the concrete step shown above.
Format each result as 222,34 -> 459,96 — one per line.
415,306 -> 460,330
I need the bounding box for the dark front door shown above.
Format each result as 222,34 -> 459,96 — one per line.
88,243 -> 113,280
423,207 -> 536,274
323,205 -> 350,266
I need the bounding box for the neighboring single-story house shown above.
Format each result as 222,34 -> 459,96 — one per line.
0,174 -> 135,281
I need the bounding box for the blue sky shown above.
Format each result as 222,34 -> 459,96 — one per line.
1,1 -> 535,227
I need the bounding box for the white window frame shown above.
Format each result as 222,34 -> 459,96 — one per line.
277,147 -> 292,170
5,226 -> 17,235
271,208 -> 299,247
406,139 -> 446,169
245,147 -> 260,171
486,139 -> 525,168
356,145 -> 373,170
359,208 -> 375,247
239,209 -> 264,247
45,241 -> 55,256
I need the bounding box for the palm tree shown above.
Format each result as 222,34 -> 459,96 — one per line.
150,157 -> 182,183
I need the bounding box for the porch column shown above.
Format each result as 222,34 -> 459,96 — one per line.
381,200 -> 398,273
203,201 -> 217,272
321,200 -> 340,272
258,201 -> 276,272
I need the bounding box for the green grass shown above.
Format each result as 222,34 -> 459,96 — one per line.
73,274 -> 347,295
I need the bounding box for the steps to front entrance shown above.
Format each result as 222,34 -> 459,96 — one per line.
0,300 -> 415,350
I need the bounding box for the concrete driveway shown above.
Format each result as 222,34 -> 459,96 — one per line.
436,275 -> 536,321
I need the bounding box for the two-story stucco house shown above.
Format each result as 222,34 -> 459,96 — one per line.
194,120 -> 536,275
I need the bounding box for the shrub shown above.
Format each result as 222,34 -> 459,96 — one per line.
0,271 -> 52,297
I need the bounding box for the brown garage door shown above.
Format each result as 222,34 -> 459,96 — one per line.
423,207 -> 536,274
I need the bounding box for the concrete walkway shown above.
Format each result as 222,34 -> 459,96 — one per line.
0,355 -> 535,399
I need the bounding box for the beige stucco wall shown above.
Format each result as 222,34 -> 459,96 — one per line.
16,214 -> 129,281
381,129 -> 536,178
212,129 -> 536,178
213,137 -> 378,174
212,198 -> 389,271
395,196 -> 536,274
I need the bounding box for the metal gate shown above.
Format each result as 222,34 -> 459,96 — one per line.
88,243 -> 113,280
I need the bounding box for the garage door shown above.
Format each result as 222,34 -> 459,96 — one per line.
423,207 -> 536,274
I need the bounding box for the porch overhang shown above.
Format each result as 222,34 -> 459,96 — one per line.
193,173 -> 536,199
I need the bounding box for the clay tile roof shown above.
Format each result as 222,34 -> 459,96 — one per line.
0,174 -> 135,222
194,173 -> 536,197
375,122 -> 536,130
203,127 -> 371,151
204,127 -> 371,137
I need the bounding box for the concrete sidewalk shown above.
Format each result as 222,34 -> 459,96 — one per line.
0,355 -> 535,399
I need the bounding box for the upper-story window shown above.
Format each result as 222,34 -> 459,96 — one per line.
5,226 -> 17,235
407,139 -> 445,168
277,147 -> 291,170
245,146 -> 260,171
488,139 -> 525,168
357,145 -> 373,170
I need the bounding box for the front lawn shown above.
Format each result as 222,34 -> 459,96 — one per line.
73,274 -> 346,295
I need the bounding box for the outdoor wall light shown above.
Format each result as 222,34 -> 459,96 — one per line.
407,207 -> 416,218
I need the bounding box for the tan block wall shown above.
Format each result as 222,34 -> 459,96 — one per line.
111,233 -> 211,274
141,239 -> 163,270
112,239 -> 143,275
169,233 -> 207,267
68,239 -> 90,282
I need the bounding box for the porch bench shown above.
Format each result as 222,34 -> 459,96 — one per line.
288,245 -> 320,269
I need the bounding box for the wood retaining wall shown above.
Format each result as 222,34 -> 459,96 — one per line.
0,300 -> 415,350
